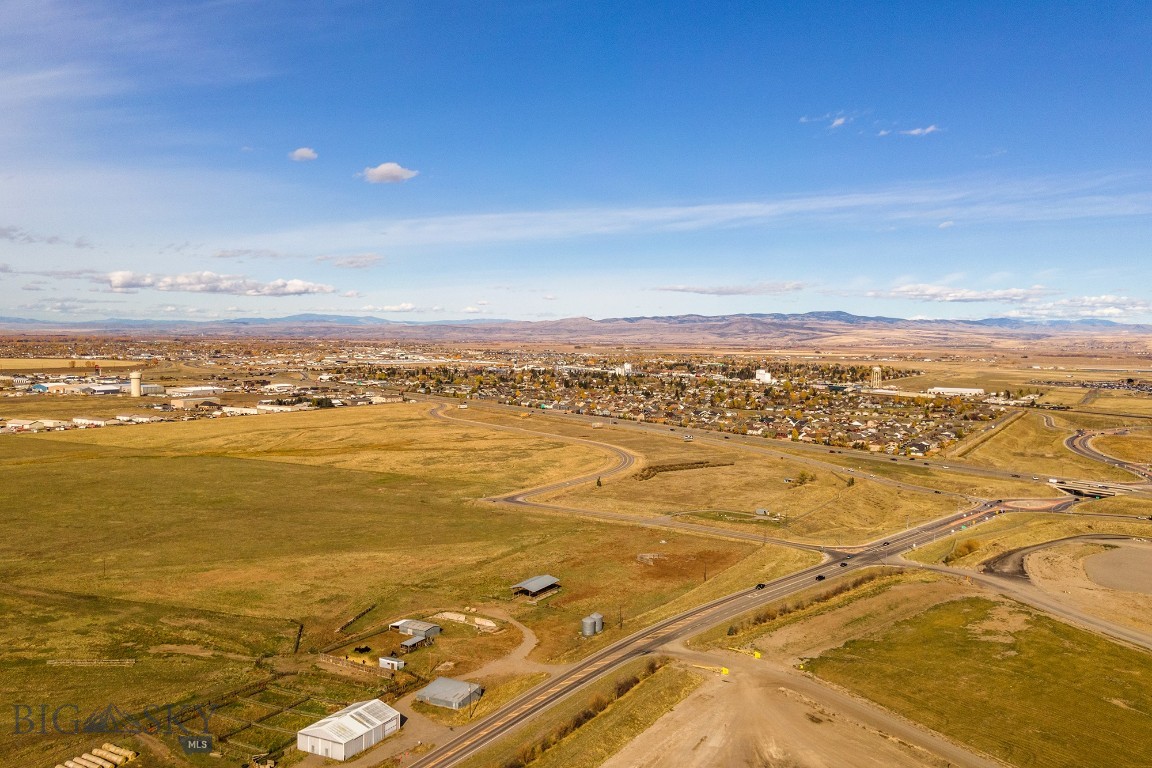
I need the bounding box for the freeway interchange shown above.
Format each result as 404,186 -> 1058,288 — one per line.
408,398 -> 1151,768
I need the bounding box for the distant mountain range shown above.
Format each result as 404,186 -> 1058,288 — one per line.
0,311 -> 1147,349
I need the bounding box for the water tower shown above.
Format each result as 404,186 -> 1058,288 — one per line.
129,371 -> 142,397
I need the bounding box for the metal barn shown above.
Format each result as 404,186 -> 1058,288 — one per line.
296,699 -> 401,761
415,677 -> 484,710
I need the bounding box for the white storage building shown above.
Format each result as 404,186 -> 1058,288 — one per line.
296,699 -> 401,761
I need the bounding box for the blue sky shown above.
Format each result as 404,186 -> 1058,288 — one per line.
1,0 -> 1150,323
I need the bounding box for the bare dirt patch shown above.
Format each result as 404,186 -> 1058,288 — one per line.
601,665 -> 957,768
1084,544 -> 1152,594
966,602 -> 1032,645
1026,541 -> 1152,635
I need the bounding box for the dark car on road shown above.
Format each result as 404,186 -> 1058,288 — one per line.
815,574 -> 826,581
754,583 -> 766,590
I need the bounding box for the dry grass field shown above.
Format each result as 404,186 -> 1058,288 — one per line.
1093,430 -> 1152,463
541,457 -> 958,545
808,595 -> 1152,767
962,410 -> 1137,481
1081,391 -> 1152,417
904,507 -> 1152,568
1,402 -> 802,766
0,358 -> 139,371
0,393 -> 172,421
452,406 -> 1038,543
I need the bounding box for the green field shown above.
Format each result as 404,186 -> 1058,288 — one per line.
809,596 -> 1152,768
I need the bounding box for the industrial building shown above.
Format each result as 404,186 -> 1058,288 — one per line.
296,699 -> 401,761
389,619 -> 441,640
927,387 -> 986,397
511,574 -> 560,598
415,678 -> 483,710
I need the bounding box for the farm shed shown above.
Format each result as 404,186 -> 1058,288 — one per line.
511,574 -> 560,598
398,636 -> 427,653
389,619 -> 441,639
296,699 -> 401,761
415,677 -> 483,710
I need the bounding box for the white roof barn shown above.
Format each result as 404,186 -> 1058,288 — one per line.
296,699 -> 401,762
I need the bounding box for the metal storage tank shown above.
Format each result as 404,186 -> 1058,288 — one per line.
581,615 -> 597,637
590,612 -> 604,633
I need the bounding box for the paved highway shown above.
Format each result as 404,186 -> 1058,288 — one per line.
403,397 -> 1150,768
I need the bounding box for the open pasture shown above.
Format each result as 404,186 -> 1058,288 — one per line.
808,596 -> 1152,768
0,402 -> 794,765
1094,429 -> 1152,464
962,410 -> 1137,482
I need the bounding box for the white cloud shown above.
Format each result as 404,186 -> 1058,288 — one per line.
106,270 -> 334,296
543,294 -> 557,300
800,111 -> 855,130
656,281 -> 806,296
461,305 -> 483,313
900,125 -> 940,136
1005,295 -> 1151,320
938,220 -> 955,229
289,147 -> 317,162
316,253 -> 383,269
871,283 -> 1054,303
877,129 -> 892,137
362,303 -> 417,313
361,162 -> 418,184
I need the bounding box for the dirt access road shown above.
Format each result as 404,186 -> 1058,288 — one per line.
605,642 -> 1004,768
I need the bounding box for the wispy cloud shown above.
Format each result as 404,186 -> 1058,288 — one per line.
655,281 -> 806,296
249,173 -> 1152,251
316,253 -> 383,269
361,162 -> 418,184
900,125 -> 940,137
870,283 -> 1055,303
289,147 -> 317,162
106,270 -> 334,296
800,111 -> 855,129
214,248 -> 282,260
0,224 -> 91,248
937,220 -> 955,229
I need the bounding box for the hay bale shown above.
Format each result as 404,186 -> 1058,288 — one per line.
92,749 -> 126,765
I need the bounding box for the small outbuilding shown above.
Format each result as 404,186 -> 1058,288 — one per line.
379,657 -> 405,671
511,575 -> 560,598
389,619 -> 441,640
415,677 -> 483,711
296,699 -> 401,762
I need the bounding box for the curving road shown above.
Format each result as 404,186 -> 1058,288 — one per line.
402,397 -> 1152,768
1064,429 -> 1152,489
